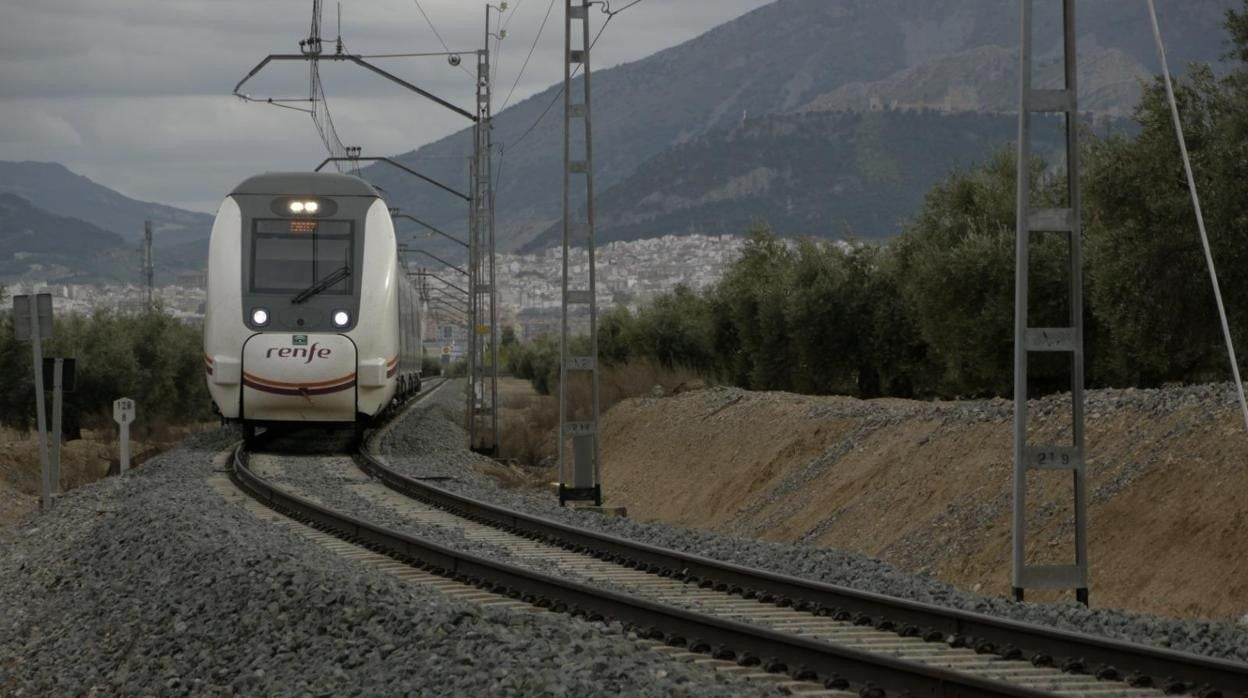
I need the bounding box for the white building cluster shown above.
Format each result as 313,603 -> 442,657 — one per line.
4,282 -> 206,323
495,233 -> 744,340
5,234 -> 747,342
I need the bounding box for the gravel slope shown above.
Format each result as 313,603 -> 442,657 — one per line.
0,427 -> 780,696
377,380 -> 1248,665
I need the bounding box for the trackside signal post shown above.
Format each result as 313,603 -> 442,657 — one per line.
1013,0 -> 1089,605
43,357 -> 76,496
559,0 -> 603,506
13,293 -> 54,510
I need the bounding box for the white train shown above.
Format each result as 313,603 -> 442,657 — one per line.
203,172 -> 424,437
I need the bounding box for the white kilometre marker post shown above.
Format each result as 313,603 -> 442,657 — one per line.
113,398 -> 136,473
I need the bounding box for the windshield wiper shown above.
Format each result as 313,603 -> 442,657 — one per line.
291,265 -> 351,304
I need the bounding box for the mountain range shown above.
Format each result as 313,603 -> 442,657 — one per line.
0,193 -> 134,283
367,0 -> 1235,254
0,162 -> 210,283
0,161 -> 212,248
525,108 -> 1073,251
0,0 -> 1236,280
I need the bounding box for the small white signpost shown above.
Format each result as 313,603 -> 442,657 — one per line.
113,398 -> 136,473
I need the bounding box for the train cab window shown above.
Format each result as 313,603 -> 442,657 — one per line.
251,219 -> 354,295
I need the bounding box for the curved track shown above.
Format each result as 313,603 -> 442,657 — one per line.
230,381 -> 1247,697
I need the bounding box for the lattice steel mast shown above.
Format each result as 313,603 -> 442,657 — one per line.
468,6 -> 500,455
558,0 -> 602,505
1013,0 -> 1089,605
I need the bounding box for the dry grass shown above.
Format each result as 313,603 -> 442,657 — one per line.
495,361 -> 706,469
0,422 -> 217,526
474,457 -> 553,490
498,393 -> 559,468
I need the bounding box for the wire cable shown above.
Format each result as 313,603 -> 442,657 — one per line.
309,57 -> 361,176
496,2 -> 632,200
412,0 -> 474,77
601,0 -> 642,14
500,0 -> 556,112
1146,0 -> 1248,432
507,11 -> 614,153
501,0 -> 525,31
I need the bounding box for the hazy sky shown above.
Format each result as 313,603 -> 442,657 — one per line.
0,0 -> 774,212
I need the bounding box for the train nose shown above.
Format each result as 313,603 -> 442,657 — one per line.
241,333 -> 357,422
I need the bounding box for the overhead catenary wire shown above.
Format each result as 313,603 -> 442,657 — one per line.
412,0 -> 475,78
493,0 -> 531,89
309,62 -> 361,177
601,0 -> 642,14
505,3 -> 626,154
494,3 -> 638,204
501,0 -> 525,32
1145,0 -> 1248,433
500,0 -> 556,112
303,1 -> 360,177
357,50 -> 475,58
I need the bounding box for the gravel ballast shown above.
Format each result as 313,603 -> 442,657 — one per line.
377,380 -> 1248,665
0,428 -> 781,696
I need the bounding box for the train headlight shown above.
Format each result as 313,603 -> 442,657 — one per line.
332,310 -> 351,328
251,308 -> 270,326
287,199 -> 320,214
271,197 -> 334,217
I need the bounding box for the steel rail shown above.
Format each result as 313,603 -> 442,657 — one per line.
355,448 -> 1248,696
229,442 -> 1054,697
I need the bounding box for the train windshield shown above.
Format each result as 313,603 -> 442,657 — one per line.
250,219 -> 354,295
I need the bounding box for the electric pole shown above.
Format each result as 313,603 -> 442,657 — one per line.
559,0 -> 602,506
143,220 -> 154,310
469,4 -> 504,455
1013,0 -> 1088,605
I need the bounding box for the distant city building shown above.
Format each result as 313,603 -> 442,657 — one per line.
2,233 -> 752,335
495,233 -> 746,323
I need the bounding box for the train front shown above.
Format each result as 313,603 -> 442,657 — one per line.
204,172 -> 399,427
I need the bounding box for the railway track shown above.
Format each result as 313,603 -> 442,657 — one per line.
229,380 -> 1247,697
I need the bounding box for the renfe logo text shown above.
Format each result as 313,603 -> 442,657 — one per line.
266,343 -> 332,363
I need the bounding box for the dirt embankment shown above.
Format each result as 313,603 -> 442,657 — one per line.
599,384 -> 1248,621
0,428 -> 212,528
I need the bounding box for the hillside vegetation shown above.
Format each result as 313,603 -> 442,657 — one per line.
0,194 -> 137,283
0,161 -> 212,247
367,0 -> 1231,252
513,4 -> 1248,399
524,109 -> 1083,249
0,308 -> 211,435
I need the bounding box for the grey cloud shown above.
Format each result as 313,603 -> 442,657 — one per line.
0,0 -> 773,211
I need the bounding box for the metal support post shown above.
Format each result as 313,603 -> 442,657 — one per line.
469,18 -> 499,456
51,358 -> 63,495
466,157 -> 478,443
29,306 -> 52,510
143,220 -> 154,310
558,0 -> 602,506
1013,0 -> 1089,605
